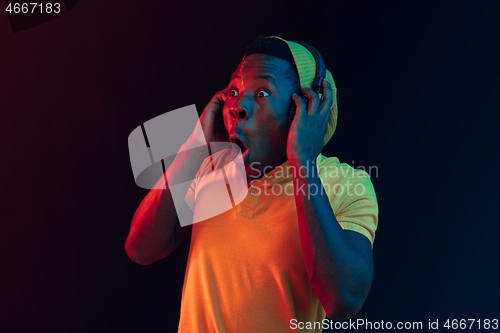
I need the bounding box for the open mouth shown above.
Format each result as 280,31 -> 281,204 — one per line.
230,137 -> 248,154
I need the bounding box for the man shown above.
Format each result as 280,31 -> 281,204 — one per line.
125,36 -> 378,332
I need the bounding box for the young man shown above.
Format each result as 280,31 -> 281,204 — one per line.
125,36 -> 378,332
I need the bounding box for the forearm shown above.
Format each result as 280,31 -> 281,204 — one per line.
125,138 -> 208,264
125,184 -> 177,265
291,159 -> 372,319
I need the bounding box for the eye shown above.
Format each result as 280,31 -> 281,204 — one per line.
229,89 -> 238,97
256,90 -> 270,98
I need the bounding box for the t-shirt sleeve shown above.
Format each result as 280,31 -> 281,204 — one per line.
184,177 -> 196,212
334,170 -> 378,247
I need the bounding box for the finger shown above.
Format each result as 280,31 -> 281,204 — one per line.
207,88 -> 227,116
319,78 -> 333,115
300,86 -> 321,114
291,93 -> 306,119
213,87 -> 227,105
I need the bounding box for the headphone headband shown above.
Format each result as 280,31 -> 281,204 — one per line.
290,40 -> 326,95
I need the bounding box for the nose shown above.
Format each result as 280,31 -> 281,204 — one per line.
230,107 -> 248,121
229,94 -> 251,121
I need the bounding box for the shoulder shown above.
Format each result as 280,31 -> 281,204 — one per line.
316,153 -> 372,187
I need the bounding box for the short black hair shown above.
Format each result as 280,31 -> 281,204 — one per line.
243,36 -> 300,93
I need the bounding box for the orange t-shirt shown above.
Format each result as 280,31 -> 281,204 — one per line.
179,149 -> 378,332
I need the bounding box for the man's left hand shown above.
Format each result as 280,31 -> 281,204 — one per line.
287,78 -> 333,167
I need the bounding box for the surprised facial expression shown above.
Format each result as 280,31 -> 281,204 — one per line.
223,53 -> 297,179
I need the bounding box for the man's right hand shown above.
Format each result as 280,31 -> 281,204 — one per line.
196,88 -> 229,143
126,89 -> 232,265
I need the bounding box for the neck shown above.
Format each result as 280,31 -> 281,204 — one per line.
245,156 -> 288,187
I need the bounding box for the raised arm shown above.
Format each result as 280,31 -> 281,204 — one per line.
125,88 -> 229,265
288,79 -> 375,319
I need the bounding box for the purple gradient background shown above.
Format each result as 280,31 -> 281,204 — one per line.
1,1 -> 499,332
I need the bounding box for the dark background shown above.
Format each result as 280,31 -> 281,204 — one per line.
2,1 -> 499,332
